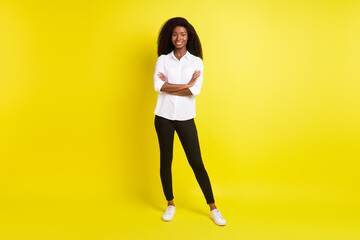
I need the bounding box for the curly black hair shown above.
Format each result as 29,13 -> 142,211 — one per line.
157,17 -> 203,59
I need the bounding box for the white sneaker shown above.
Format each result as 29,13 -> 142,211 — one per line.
210,209 -> 226,226
162,205 -> 175,221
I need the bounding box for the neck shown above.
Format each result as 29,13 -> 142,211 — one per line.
174,48 -> 187,58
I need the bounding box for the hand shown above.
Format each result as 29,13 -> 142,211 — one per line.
187,70 -> 201,88
157,72 -> 166,82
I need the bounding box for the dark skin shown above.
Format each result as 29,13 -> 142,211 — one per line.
157,26 -> 201,96
158,26 -> 217,211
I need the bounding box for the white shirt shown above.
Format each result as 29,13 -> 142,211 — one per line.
153,50 -> 204,120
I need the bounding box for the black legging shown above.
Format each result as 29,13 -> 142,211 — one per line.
154,115 -> 215,204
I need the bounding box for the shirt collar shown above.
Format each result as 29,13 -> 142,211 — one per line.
171,50 -> 191,61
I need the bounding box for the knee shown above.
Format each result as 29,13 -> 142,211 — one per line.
160,152 -> 173,163
160,156 -> 173,170
190,160 -> 206,173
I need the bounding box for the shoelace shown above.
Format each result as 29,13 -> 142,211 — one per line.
214,210 -> 224,220
164,206 -> 174,215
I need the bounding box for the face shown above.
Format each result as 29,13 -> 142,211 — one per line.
171,26 -> 188,49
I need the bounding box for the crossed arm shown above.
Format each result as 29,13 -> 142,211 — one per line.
157,71 -> 201,96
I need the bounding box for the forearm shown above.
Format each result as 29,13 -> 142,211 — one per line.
167,88 -> 193,96
160,82 -> 193,96
160,82 -> 188,93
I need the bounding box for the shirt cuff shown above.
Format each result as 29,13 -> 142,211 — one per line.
188,85 -> 199,96
155,80 -> 166,93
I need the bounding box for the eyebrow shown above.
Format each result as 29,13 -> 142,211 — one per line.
172,31 -> 186,33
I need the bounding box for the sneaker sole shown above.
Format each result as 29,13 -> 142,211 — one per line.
210,215 -> 226,226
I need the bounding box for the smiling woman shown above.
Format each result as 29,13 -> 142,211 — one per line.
153,17 -> 226,226
172,26 -> 188,48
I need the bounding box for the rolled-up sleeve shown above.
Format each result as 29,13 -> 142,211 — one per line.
153,56 -> 166,93
188,59 -> 204,96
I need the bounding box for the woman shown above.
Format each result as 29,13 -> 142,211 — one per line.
153,17 -> 226,226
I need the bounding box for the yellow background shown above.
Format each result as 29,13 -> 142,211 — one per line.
1,0 -> 359,239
